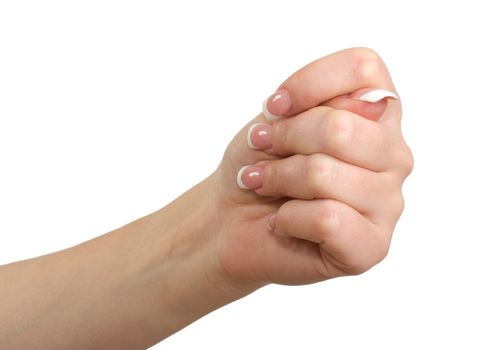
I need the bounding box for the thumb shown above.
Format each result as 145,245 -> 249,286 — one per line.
322,88 -> 398,122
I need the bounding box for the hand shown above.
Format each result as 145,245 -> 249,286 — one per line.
207,47 -> 413,288
0,48 -> 414,348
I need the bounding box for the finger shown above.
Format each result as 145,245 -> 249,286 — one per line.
271,199 -> 389,275
249,106 -> 400,171
238,154 -> 387,215
322,88 -> 397,122
262,48 -> 397,120
238,219 -> 338,285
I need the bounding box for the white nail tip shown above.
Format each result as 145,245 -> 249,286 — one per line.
356,89 -> 398,103
262,97 -> 281,121
237,166 -> 250,190
247,124 -> 259,150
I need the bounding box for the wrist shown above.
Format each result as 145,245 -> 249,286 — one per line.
140,174 -> 255,337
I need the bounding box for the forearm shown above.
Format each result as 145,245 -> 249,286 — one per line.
0,176 -> 250,349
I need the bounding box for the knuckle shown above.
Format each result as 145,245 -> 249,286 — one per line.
325,111 -> 356,152
391,191 -> 406,220
375,233 -> 391,262
306,155 -> 334,198
274,120 -> 290,154
349,47 -> 384,83
400,144 -> 414,176
378,172 -> 405,220
346,256 -> 372,276
343,224 -> 391,276
348,236 -> 390,276
263,163 -> 280,193
313,201 -> 341,238
348,264 -> 370,276
390,141 -> 414,177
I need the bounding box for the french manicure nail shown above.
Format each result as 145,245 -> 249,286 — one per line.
237,165 -> 264,190
355,88 -> 398,103
262,88 -> 291,121
247,123 -> 273,150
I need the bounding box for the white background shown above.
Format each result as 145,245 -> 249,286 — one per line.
1,1 -> 487,349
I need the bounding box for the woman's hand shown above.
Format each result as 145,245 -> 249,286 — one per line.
208,47 -> 413,289
0,47 -> 413,349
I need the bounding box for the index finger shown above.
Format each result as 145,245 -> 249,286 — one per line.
263,47 -> 397,120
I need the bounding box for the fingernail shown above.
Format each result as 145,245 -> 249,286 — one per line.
247,123 -> 272,150
237,165 -> 264,190
267,213 -> 277,232
262,88 -> 291,121
354,88 -> 398,103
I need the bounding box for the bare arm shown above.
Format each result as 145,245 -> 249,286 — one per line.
0,48 -> 412,349
0,176 -> 248,349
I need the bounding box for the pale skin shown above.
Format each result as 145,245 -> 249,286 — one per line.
0,48 -> 413,349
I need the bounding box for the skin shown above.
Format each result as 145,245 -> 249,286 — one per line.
0,47 -> 413,349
